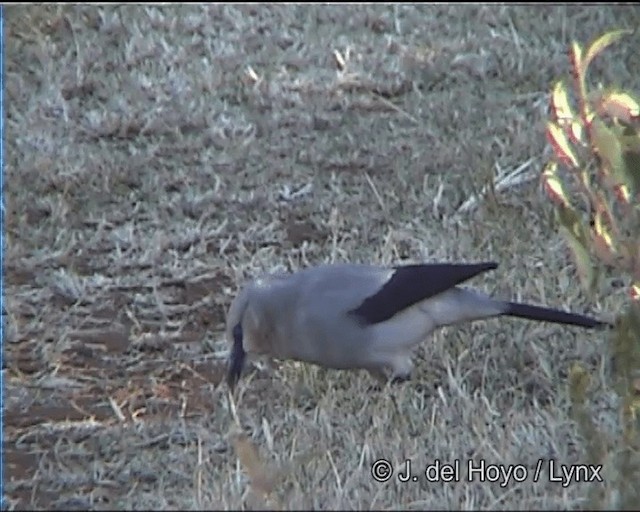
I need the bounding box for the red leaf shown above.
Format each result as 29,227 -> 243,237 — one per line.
547,122 -> 580,168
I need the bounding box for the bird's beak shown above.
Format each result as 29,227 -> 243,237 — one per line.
227,323 -> 246,390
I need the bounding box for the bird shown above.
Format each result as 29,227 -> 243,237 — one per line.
225,261 -> 608,389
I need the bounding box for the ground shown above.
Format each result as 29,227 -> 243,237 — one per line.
3,4 -> 639,510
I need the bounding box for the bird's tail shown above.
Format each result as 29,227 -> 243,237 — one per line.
504,301 -> 608,329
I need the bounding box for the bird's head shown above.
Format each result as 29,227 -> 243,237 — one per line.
225,276 -> 280,390
225,285 -> 252,391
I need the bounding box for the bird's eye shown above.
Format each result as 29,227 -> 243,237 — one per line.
233,323 -> 243,343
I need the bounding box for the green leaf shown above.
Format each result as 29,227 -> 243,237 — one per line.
557,204 -> 596,292
600,91 -> 640,123
622,148 -> 640,199
547,121 -> 580,169
621,131 -> 640,153
569,120 -> 586,147
561,228 -> 594,294
552,81 -> 575,124
569,41 -> 590,116
570,41 -> 584,89
551,81 -> 587,146
569,361 -> 591,405
591,116 -> 626,186
541,161 -> 570,207
591,209 -> 617,266
618,241 -> 639,274
558,202 -> 590,246
582,29 -> 633,79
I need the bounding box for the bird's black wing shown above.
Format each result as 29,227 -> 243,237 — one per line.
349,262 -> 498,325
227,324 -> 246,389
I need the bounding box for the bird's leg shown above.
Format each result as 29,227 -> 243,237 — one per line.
367,368 -> 389,386
366,352 -> 414,388
389,353 -> 413,384
390,373 -> 412,384
366,367 -> 395,392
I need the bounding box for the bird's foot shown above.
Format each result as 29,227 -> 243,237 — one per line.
367,368 -> 388,384
367,382 -> 384,392
366,369 -> 411,390
390,373 -> 411,385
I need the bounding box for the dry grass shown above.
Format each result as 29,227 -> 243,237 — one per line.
4,4 -> 639,510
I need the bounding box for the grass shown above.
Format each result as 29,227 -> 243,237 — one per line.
4,4 -> 639,510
